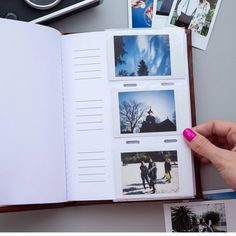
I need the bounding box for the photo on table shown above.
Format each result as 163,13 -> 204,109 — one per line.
156,0 -> 174,16
128,0 -> 154,28
152,0 -> 174,28
117,89 -> 176,136
121,150 -> 179,195
113,34 -> 171,78
169,0 -> 221,37
166,202 -> 227,232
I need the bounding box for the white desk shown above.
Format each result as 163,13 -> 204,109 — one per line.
0,0 -> 235,232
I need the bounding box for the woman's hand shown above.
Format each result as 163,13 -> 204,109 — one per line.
183,120 -> 236,190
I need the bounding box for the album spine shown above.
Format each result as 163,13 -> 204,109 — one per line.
186,29 -> 203,200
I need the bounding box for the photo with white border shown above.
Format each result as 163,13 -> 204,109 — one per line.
111,83 -> 191,138
107,28 -> 186,80
168,0 -> 222,50
164,200 -> 228,232
113,142 -> 195,201
152,0 -> 175,28
128,0 -> 154,28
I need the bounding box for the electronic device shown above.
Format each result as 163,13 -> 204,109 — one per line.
0,0 -> 102,24
24,0 -> 62,10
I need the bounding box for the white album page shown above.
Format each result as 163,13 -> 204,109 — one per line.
0,19 -> 66,205
62,32 -> 115,201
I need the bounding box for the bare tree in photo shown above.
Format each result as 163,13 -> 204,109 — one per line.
120,100 -> 148,133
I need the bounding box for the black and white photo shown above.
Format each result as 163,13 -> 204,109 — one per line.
167,202 -> 227,232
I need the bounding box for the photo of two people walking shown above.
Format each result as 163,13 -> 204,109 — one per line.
140,158 -> 172,194
121,151 -> 179,196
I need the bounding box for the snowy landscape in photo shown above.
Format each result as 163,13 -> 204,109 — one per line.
121,149 -> 179,196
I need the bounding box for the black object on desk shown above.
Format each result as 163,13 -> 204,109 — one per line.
0,0 -> 102,24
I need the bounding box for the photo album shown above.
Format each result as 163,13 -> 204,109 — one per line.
0,18 -> 200,211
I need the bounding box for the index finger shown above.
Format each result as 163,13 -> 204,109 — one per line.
193,120 -> 236,141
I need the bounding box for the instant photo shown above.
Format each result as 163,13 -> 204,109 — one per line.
152,0 -> 174,27
118,90 -> 176,135
114,142 -> 195,201
121,150 -> 179,196
108,29 -> 187,80
168,0 -> 222,50
113,34 -> 171,77
128,0 -> 154,28
165,200 -> 236,232
165,202 -> 227,232
156,0 -> 174,16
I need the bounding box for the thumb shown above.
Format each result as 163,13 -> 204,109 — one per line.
182,128 -> 226,166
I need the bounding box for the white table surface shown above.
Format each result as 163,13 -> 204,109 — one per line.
0,0 -> 236,232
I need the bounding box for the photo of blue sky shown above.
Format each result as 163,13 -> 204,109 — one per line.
119,90 -> 176,134
114,34 -> 171,77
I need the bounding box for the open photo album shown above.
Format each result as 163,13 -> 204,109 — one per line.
0,19 -> 201,211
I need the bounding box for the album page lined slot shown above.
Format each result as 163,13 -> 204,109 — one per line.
62,32 -> 115,201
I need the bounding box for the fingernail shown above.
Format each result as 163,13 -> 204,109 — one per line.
183,128 -> 197,142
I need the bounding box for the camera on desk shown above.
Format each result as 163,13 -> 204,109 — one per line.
0,0 -> 102,24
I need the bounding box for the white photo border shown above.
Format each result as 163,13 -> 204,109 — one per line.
106,28 -> 186,80
113,141 -> 194,201
111,82 -> 192,138
128,0 -> 132,28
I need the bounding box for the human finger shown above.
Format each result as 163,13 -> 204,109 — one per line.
182,128 -> 229,168
193,120 -> 236,145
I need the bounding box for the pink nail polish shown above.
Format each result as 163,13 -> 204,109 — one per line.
183,128 -> 197,142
